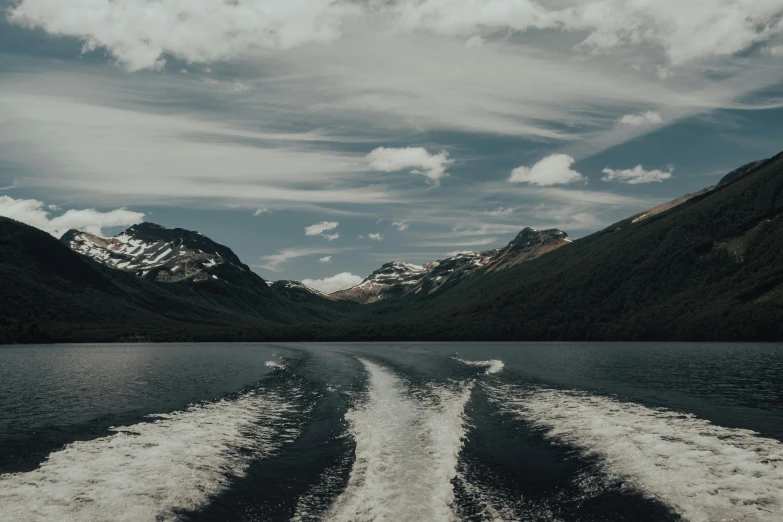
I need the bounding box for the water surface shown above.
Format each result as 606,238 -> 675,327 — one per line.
1,342 -> 781,521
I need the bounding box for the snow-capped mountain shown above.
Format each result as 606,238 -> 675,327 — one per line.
266,280 -> 334,303
61,222 -> 249,283
331,227 -> 571,304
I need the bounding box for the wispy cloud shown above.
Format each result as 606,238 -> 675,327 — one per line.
305,221 -> 340,241
391,220 -> 409,231
256,246 -> 349,272
484,207 -> 514,216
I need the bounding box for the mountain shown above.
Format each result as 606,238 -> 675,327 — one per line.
331,228 -> 571,303
0,219 -> 352,343
3,151 -> 782,343
267,280 -> 333,302
328,151 -> 783,341
61,223 -> 247,283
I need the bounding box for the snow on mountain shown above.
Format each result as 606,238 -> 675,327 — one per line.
266,280 -> 334,303
60,222 -> 247,283
331,227 -> 571,304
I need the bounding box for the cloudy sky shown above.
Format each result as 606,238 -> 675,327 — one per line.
1,0 -> 783,291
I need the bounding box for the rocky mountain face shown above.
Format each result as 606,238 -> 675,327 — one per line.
331,227 -> 571,304
61,223 -> 248,284
267,280 -> 333,303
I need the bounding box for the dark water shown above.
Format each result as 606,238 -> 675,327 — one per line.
1,342 -> 781,522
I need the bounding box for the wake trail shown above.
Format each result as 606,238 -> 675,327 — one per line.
0,383 -> 306,522
453,357 -> 505,375
324,359 -> 472,522
486,383 -> 783,522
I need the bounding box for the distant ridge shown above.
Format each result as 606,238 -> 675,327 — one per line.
2,151 -> 782,342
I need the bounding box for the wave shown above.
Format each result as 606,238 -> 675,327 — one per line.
265,360 -> 286,369
454,357 -> 504,375
486,383 -> 783,522
324,359 -> 472,522
0,384 -> 305,522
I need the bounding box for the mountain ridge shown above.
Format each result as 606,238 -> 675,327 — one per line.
330,227 -> 571,304
2,151 -> 782,343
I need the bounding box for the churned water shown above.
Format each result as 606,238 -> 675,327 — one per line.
1,342 -> 781,521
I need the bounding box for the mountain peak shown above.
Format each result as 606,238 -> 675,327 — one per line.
332,226 -> 572,304
61,222 -> 246,282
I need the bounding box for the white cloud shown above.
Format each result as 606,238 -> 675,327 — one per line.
319,256 -> 332,264
602,165 -> 674,184
302,272 -> 363,294
509,154 -> 586,186
368,233 -> 384,241
465,35 -> 485,49
322,233 -> 340,241
484,207 -> 514,216
366,147 -> 453,183
391,221 -> 409,231
619,110 -> 663,126
0,195 -> 144,238
768,46 -> 783,56
304,221 -> 339,236
253,208 -> 269,216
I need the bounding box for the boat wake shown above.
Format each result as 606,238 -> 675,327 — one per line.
0,382 -> 306,522
486,383 -> 783,522
453,357 -> 505,375
323,359 -> 473,522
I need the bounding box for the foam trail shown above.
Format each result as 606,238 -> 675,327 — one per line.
325,359 -> 472,522
265,360 -> 286,369
454,357 -> 504,375
487,383 -> 783,522
0,385 -> 304,522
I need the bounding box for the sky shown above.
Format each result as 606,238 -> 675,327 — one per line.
1,0 -> 783,292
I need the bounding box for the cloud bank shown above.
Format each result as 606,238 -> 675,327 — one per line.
0,195 -> 144,238
8,0 -> 783,72
302,272 -> 363,294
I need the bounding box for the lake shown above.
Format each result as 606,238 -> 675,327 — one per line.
1,342 -> 782,521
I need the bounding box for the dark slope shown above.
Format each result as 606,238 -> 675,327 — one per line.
3,151 -> 783,343
0,218 -> 350,342
340,151 -> 783,341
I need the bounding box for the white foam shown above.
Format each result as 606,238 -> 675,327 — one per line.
325,359 -> 472,522
0,386 -> 304,522
265,360 -> 285,369
486,384 -> 783,522
454,357 -> 505,375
